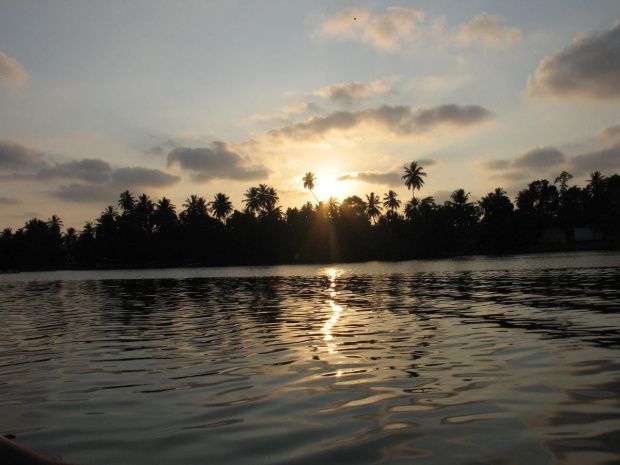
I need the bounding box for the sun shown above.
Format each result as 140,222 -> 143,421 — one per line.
310,173 -> 349,202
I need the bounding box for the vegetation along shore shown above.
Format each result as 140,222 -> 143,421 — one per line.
1,162 -> 619,271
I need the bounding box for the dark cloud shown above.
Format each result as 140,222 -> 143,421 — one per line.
598,124 -> 620,140
337,170 -> 402,186
268,104 -> 493,142
112,167 -> 182,187
50,184 -> 117,204
417,158 -> 441,167
525,22 -> 620,101
167,142 -> 269,182
0,138 -> 43,170
0,196 -> 21,205
570,141 -> 620,173
38,158 -> 112,182
513,147 -> 565,169
482,159 -> 511,170
147,138 -> 178,156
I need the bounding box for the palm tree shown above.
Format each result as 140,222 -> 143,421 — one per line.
209,193 -> 233,223
243,186 -> 261,216
135,194 -> 154,233
303,172 -> 319,202
46,215 -> 63,239
182,195 -> 208,222
402,161 -> 426,200
153,197 -> 178,231
364,192 -> 383,224
258,183 -> 279,214
118,190 -> 135,215
382,190 -> 401,212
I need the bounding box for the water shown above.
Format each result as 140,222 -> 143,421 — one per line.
1,251 -> 619,464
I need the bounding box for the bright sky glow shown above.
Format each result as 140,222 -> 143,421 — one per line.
1,1 -> 619,230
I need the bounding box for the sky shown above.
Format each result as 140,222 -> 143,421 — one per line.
1,1 -> 619,230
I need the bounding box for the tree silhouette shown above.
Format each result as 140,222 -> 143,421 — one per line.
243,186 -> 261,216
402,161 -> 426,200
118,190 -> 135,215
209,193 -> 233,223
303,172 -> 319,202
364,192 -> 383,224
383,190 -> 401,212
46,215 -> 63,240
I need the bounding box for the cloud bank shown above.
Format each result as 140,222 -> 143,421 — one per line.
268,104 -> 493,142
0,138 -> 43,169
525,22 -> 620,101
167,142 -> 269,183
337,170 -> 402,187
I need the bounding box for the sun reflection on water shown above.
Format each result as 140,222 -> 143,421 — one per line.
322,268 -> 345,355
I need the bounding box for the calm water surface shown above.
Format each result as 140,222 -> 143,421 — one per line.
1,251 -> 620,464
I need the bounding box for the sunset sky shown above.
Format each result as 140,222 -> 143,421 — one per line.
1,1 -> 619,230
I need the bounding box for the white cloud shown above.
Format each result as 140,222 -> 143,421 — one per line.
313,76 -> 399,105
320,7 -> 425,51
525,22 -> 620,101
0,51 -> 29,93
457,14 -> 522,49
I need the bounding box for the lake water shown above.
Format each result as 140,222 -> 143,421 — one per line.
1,251 -> 620,464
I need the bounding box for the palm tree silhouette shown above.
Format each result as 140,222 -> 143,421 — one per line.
303,172 -> 319,202
364,192 -> 383,224
383,190 -> 401,212
243,186 -> 261,216
209,193 -> 233,223
402,161 -> 426,201
258,184 -> 279,214
118,190 -> 135,215
46,215 -> 63,239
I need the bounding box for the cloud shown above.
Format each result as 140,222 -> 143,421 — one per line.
513,147 -> 566,169
112,167 -> 182,187
337,170 -> 402,187
525,22 -> 620,101
570,141 -> 620,173
50,184 -> 117,204
268,104 -> 493,142
0,138 -> 44,170
251,102 -> 321,122
37,158 -> 113,182
416,158 -> 442,167
146,138 -> 178,156
167,142 -> 269,183
457,14 -> 522,49
482,159 -> 512,171
320,7 -> 425,51
598,124 -> 620,140
0,51 -> 30,93
48,167 -> 181,204
313,76 -> 399,105
0,196 -> 21,205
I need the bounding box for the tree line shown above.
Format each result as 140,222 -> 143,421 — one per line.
1,162 -> 619,271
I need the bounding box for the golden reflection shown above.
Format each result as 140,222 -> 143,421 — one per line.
321,268 -> 345,354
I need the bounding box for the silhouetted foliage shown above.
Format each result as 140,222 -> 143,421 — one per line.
1,170 -> 619,271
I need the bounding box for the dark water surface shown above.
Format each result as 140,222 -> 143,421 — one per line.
1,252 -> 620,464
